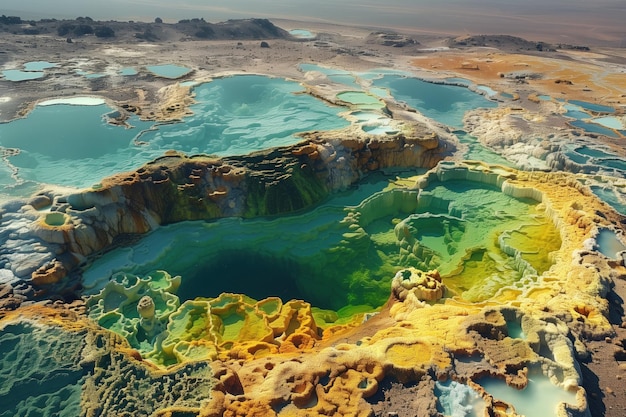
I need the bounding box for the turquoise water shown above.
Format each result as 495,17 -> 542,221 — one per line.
1,61 -> 56,81
538,95 -> 552,101
476,85 -> 497,96
569,100 -> 614,114
350,111 -> 386,123
562,103 -> 589,120
596,229 -> 626,258
590,186 -> 626,215
139,75 -> 349,156
120,67 -> 138,76
146,64 -> 192,79
570,120 -> 620,138
23,61 -> 57,71
478,371 -> 576,417
0,75 -> 350,195
455,130 -> 515,167
369,87 -> 391,99
372,75 -> 497,128
1,70 -> 45,81
0,103 -> 153,190
506,321 -> 525,339
75,70 -> 106,79
575,146 -> 614,159
565,150 -> 589,165
329,74 -> 360,88
593,116 -> 624,130
337,91 -> 384,109
81,173 -> 396,306
566,146 -> 626,173
0,75 -> 349,196
362,125 -> 398,135
602,159 -> 626,171
290,29 -> 315,39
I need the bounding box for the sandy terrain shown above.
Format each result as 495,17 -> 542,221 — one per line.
411,49 -> 626,107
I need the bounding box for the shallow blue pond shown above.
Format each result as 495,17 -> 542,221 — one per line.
568,100 -> 614,114
2,70 -> 45,81
372,75 -> 497,128
146,64 -> 192,79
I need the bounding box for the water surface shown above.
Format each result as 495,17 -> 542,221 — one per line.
372,75 -> 497,128
146,64 -> 192,79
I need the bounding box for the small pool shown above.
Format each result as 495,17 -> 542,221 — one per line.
2,70 -> 45,81
563,104 -> 590,121
336,91 -> 384,110
75,70 -> 106,79
23,61 -> 57,71
477,372 -> 576,417
574,146 -> 614,159
372,74 -> 497,128
146,64 -> 192,79
538,95 -> 552,101
119,67 -> 138,76
568,100 -> 614,114
350,111 -> 387,123
592,116 -> 624,130
570,120 -> 620,138
564,150 -> 589,165
596,229 -> 626,258
590,186 -> 626,216
290,29 -> 315,39
602,158 -> 626,171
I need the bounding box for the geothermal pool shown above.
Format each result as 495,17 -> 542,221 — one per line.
0,75 -> 349,201
146,64 -> 192,79
83,168 -> 561,355
371,74 -> 497,128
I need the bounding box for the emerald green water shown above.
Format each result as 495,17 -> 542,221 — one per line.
82,172 -> 560,312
